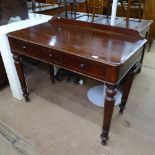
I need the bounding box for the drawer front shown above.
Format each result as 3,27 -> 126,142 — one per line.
44,50 -> 63,66
10,39 -> 47,59
9,38 -> 63,66
63,54 -> 107,81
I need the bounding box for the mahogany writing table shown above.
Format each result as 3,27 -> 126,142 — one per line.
7,17 -> 146,145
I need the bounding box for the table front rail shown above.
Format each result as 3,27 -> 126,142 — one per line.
9,37 -> 120,84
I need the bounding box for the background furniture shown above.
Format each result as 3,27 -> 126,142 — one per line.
86,0 -> 109,22
105,0 -> 144,26
119,0 -> 144,20
0,0 -> 28,26
55,0 -> 86,18
28,2 -> 63,15
0,54 -> 8,88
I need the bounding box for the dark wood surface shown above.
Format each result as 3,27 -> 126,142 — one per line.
0,55 -> 8,88
0,0 -> 28,26
7,17 -> 146,145
60,12 -> 152,72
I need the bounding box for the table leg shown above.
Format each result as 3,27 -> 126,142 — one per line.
101,84 -> 116,145
48,64 -> 55,83
119,66 -> 136,114
148,41 -> 153,52
13,53 -> 30,102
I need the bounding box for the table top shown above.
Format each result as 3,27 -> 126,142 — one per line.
8,17 -> 146,66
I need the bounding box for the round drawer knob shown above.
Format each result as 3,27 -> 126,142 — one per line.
22,46 -> 26,49
80,64 -> 85,68
49,53 -> 53,57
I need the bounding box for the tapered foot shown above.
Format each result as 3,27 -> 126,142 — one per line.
137,68 -> 141,74
119,110 -> 124,114
101,138 -> 107,145
50,77 -> 55,84
100,130 -> 109,145
100,133 -> 109,140
24,96 -> 30,102
119,103 -> 126,114
23,89 -> 30,102
48,64 -> 55,83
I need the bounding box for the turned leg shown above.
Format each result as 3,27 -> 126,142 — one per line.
13,53 -> 30,102
119,66 -> 136,114
148,41 -> 153,52
101,84 -> 116,145
48,64 -> 55,83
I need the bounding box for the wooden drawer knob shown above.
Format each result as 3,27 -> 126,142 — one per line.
22,45 -> 26,49
49,53 -> 53,57
80,63 -> 86,68
49,51 -> 53,57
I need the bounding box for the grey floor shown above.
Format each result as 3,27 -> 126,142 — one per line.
0,42 -> 155,155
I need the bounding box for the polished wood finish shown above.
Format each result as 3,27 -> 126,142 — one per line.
8,17 -> 146,145
68,13 -> 152,73
101,84 -> 116,145
13,53 -> 30,102
0,0 -> 28,26
0,55 -> 8,88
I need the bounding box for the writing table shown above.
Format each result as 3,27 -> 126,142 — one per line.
7,17 -> 146,145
